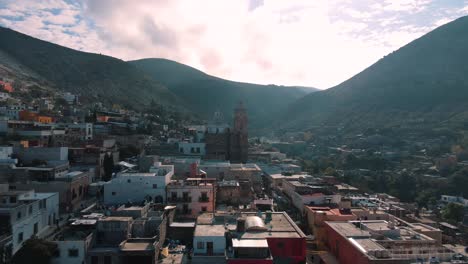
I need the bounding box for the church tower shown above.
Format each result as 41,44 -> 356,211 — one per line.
230,101 -> 248,163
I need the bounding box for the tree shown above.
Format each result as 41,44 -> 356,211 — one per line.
441,203 -> 465,223
103,152 -> 114,181
11,238 -> 57,264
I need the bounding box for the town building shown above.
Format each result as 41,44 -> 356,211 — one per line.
205,102 -> 248,163
282,180 -> 341,212
50,226 -> 94,264
192,223 -> 226,263
10,170 -> 91,213
324,220 -> 459,264
177,142 -> 206,156
103,163 -> 174,205
166,178 -> 215,217
0,189 -> 59,255
192,211 -> 306,264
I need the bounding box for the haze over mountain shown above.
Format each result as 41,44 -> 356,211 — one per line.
0,26 -> 314,128
130,58 -> 317,128
280,16 -> 468,131
0,26 -> 178,108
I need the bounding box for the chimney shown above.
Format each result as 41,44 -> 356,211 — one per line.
190,162 -> 198,178
236,218 -> 246,232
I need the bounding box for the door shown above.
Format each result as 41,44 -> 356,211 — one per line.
207,242 -> 213,256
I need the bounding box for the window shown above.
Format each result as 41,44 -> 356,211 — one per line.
112,192 -> 116,196
127,179 -> 131,183
18,232 -> 23,243
196,147 -> 200,153
34,223 -> 38,234
10,196 -> 17,203
29,205 -> 33,214
201,207 -> 207,212
197,241 -> 204,249
17,211 -> 21,220
152,184 -> 158,189
191,147 -> 195,153
68,248 -> 79,257
180,148 -> 184,153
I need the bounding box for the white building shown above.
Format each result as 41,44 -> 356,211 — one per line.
63,92 -> 78,104
440,195 -> 468,207
0,189 -> 59,254
0,146 -> 17,165
50,228 -> 94,264
177,142 -> 206,156
282,181 -> 341,212
193,224 -> 226,259
103,163 -> 174,205
198,161 -> 231,180
3,105 -> 25,120
0,92 -> 11,101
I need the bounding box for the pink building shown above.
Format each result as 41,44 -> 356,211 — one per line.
166,178 -> 216,218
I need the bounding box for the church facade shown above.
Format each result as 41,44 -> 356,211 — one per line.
205,102 -> 248,163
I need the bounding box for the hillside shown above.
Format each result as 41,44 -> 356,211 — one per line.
280,16 -> 468,131
130,58 -> 317,129
0,26 -> 178,108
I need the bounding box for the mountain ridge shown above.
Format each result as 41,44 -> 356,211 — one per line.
130,58 -> 318,129
280,16 -> 468,131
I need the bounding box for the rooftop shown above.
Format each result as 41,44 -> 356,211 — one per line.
232,238 -> 268,248
98,216 -> 133,222
235,212 -> 305,239
52,228 -> 93,241
194,224 -> 226,237
326,222 -> 371,238
120,240 -> 155,252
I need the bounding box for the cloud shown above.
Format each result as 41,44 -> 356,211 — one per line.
0,0 -> 467,89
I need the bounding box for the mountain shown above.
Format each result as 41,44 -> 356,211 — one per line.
130,58 -> 318,129
0,26 -> 317,128
0,26 -> 178,108
280,16 -> 468,131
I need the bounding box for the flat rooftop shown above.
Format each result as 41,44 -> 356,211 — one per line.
98,216 -> 133,222
52,228 -> 93,241
194,224 -> 226,237
119,173 -> 157,177
19,192 -> 56,200
235,212 -> 305,239
326,222 -> 371,238
120,241 -> 154,251
232,238 -> 268,248
362,221 -> 392,232
351,238 -> 385,252
56,171 -> 84,178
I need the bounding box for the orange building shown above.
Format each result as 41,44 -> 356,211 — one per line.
0,81 -> 13,93
19,110 -> 53,124
37,116 -> 53,124
19,110 -> 38,121
305,207 -> 357,249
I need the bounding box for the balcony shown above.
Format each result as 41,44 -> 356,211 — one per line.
168,197 -> 192,203
199,196 -> 210,203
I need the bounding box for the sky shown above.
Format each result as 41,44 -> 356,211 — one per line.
0,0 -> 467,89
